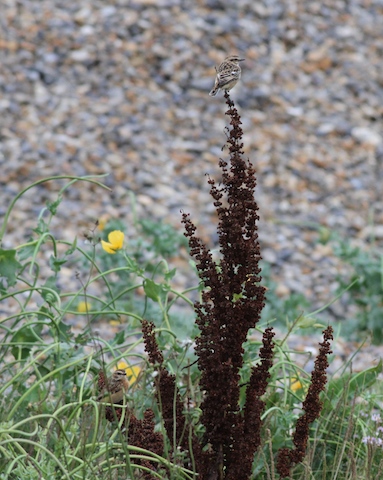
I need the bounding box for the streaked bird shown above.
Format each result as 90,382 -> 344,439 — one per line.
97,369 -> 129,404
209,55 -> 245,96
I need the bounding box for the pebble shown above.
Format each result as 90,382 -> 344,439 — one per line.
351,127 -> 382,147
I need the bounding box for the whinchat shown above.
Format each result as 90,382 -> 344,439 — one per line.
97,369 -> 129,404
209,55 -> 245,96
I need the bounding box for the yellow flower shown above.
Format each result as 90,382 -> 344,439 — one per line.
77,301 -> 90,313
291,378 -> 303,391
109,320 -> 121,326
290,377 -> 308,393
97,216 -> 109,232
117,361 -> 141,386
101,230 -> 124,254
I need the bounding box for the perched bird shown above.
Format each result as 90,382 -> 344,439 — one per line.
97,369 -> 129,404
209,55 -> 245,96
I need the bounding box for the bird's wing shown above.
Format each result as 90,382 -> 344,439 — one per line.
218,69 -> 240,80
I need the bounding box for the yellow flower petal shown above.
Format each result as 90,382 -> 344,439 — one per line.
97,216 -> 108,231
109,320 -> 121,326
290,377 -> 308,393
77,301 -> 90,313
101,230 -> 124,253
108,230 -> 124,248
117,362 -> 141,386
101,240 -> 116,253
127,366 -> 141,385
117,361 -> 129,371
291,379 -> 303,391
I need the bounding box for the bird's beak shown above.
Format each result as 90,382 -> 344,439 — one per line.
239,58 -> 245,62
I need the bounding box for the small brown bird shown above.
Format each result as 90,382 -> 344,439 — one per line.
97,369 -> 129,404
209,55 -> 245,96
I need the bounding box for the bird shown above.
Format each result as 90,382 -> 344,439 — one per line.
209,55 -> 245,96
97,369 -> 129,404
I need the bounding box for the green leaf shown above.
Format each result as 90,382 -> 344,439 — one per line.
0,248 -> 22,288
11,323 -> 43,360
164,268 -> 177,282
296,316 -> 326,329
114,330 -> 125,345
143,278 -> 161,302
75,332 -> 90,345
17,242 -> 36,262
46,195 -> 62,215
139,218 -> 187,258
232,292 -> 244,302
33,217 -> 49,235
41,276 -> 60,304
57,320 -> 73,341
37,305 -> 52,322
49,254 -> 67,273
66,236 -> 78,255
36,364 -> 50,378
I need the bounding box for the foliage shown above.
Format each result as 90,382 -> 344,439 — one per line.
0,175 -> 196,478
333,238 -> 383,344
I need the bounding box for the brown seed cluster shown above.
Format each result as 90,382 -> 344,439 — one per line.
276,326 -> 334,478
